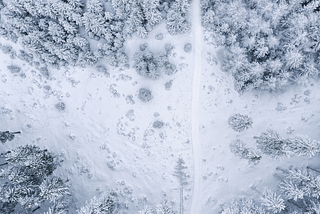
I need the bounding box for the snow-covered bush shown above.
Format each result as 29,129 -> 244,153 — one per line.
156,201 -> 175,214
77,191 -> 122,214
153,120 -> 164,129
254,130 -> 288,160
55,102 -> 66,111
0,131 -> 20,144
228,113 -> 253,132
184,43 -> 192,53
138,88 -> 153,102
230,139 -> 262,165
202,0 -> 320,92
0,145 -> 70,213
7,65 -> 21,73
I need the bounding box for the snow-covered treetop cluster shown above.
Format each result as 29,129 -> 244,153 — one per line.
202,0 -> 320,92
0,0 -> 191,70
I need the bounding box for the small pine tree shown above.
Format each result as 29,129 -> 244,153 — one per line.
254,129 -> 289,159
228,114 -> 253,132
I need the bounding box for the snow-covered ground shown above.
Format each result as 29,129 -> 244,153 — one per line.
1,3 -> 320,214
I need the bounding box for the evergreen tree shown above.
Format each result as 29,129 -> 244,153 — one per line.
260,189 -> 285,213
77,191 -> 122,214
0,145 -> 70,213
286,135 -> 320,158
173,158 -> 188,214
228,113 -> 253,132
230,139 -> 262,165
254,130 -> 289,160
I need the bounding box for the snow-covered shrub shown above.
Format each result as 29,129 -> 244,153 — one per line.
0,45 -> 12,54
55,102 -> 66,111
0,145 -> 70,213
77,191 -> 122,214
0,131 -> 20,144
156,201 -> 175,214
138,88 -> 153,102
228,113 -> 253,132
155,33 -> 163,40
96,65 -> 110,77
230,139 -> 262,165
153,120 -> 164,129
184,43 -> 192,53
7,65 -> 21,73
254,129 -> 288,160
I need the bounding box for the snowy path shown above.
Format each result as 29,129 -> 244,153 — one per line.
190,0 -> 203,212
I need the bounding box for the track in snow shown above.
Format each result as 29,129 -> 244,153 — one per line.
190,0 -> 203,212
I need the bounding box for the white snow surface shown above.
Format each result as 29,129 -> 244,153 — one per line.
1,7 -> 320,214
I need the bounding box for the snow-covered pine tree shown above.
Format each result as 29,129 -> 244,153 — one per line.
254,129 -> 289,160
4,144 -> 59,178
111,0 -> 131,20
220,198 -> 266,214
156,201 -> 175,214
77,191 -> 122,214
0,131 -> 20,144
286,135 -> 320,158
228,113 -> 253,132
0,145 -> 69,213
166,0 -> 190,35
138,205 -> 153,214
134,51 -> 161,79
173,157 -> 188,214
39,176 -> 70,203
230,139 -> 262,165
260,189 -> 285,213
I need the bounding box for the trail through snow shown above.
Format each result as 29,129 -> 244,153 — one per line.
190,0 -> 203,212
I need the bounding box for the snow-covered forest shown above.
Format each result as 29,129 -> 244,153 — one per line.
1,0 -> 320,213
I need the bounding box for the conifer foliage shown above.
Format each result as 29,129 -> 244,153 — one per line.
0,145 -> 70,213
202,0 -> 320,92
77,191 -> 122,214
